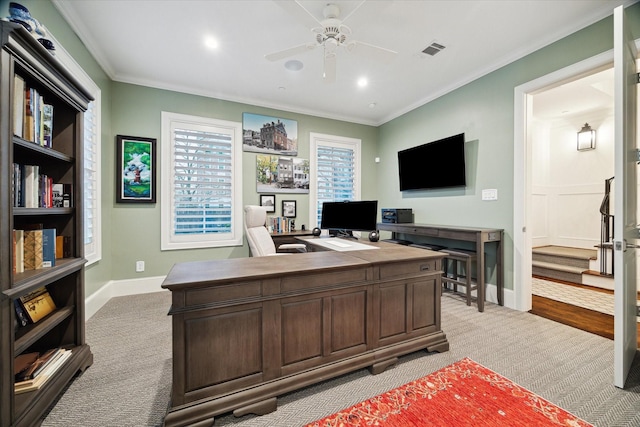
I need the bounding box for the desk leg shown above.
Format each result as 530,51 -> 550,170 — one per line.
476,238 -> 485,312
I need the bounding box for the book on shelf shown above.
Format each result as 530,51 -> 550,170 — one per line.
42,103 -> 53,148
55,235 -> 71,259
14,229 -> 24,273
18,286 -> 56,323
268,216 -> 295,233
42,228 -> 56,267
15,348 -> 58,381
52,183 -> 72,208
13,82 -> 54,147
13,75 -> 24,138
14,348 -> 72,394
23,86 -> 34,142
14,352 -> 39,377
13,299 -> 29,327
23,229 -> 43,270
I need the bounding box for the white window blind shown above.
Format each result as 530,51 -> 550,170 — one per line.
83,100 -> 100,262
45,28 -> 102,264
161,112 -> 242,250
309,133 -> 361,227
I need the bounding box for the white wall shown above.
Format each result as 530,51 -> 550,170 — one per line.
531,110 -> 615,250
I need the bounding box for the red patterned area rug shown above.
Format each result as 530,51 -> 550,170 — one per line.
305,358 -> 593,427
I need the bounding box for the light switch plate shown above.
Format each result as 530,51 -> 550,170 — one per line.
482,189 -> 498,201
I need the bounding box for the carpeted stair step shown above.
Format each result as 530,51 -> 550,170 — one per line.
532,260 -> 585,284
532,246 -> 595,270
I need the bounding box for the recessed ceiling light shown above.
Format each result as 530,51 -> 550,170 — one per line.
284,60 -> 303,71
204,36 -> 219,50
357,77 -> 368,88
369,102 -> 377,108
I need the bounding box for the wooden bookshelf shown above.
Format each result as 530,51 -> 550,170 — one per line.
0,22 -> 93,426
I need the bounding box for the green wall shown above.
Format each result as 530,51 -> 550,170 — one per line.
2,0 -> 116,297
377,4 -> 640,292
5,0 -> 640,297
109,83 -> 378,280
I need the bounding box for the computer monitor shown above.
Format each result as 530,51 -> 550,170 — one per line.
320,200 -> 378,237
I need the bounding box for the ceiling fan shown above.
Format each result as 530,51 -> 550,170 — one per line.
265,1 -> 397,83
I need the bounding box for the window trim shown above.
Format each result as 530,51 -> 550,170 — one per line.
160,111 -> 243,250
46,30 -> 102,265
309,132 -> 362,229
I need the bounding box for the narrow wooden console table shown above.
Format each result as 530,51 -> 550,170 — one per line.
161,242 -> 448,427
377,222 -> 504,312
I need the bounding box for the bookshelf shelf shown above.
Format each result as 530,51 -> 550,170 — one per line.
14,307 -> 75,355
13,137 -> 74,163
0,22 -> 93,427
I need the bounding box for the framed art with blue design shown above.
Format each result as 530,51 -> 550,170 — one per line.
116,135 -> 156,203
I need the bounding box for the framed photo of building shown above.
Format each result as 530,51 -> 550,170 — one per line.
243,112 -> 298,155
116,135 -> 156,203
260,194 -> 276,213
256,155 -> 310,194
282,200 -> 296,218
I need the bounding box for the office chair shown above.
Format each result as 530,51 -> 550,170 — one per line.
244,205 -> 307,256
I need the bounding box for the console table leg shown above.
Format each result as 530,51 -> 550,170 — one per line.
369,357 -> 398,375
233,397 -> 278,418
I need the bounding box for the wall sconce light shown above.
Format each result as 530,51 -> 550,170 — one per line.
577,123 -> 596,151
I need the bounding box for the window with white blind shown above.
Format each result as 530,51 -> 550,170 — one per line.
82,100 -> 101,263
309,132 -> 361,228
161,112 -> 243,250
46,32 -> 102,264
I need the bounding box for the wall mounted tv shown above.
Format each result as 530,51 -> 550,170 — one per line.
397,133 -> 466,191
320,200 -> 378,237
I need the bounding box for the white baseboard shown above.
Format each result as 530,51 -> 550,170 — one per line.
442,282 -> 517,310
85,275 -> 167,320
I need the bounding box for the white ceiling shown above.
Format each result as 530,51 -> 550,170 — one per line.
52,0 -> 628,126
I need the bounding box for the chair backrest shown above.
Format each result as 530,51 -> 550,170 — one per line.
244,205 -> 277,256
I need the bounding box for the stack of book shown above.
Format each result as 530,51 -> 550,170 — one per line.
12,228 -> 62,273
13,286 -> 57,327
13,75 -> 54,147
14,348 -> 72,394
269,216 -> 295,233
11,163 -> 72,208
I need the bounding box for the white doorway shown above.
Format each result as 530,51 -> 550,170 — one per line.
514,51 -> 615,312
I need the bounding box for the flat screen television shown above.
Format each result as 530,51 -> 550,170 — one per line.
320,200 -> 378,237
397,133 -> 466,191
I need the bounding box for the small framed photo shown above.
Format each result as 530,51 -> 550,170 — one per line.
282,200 -> 296,218
116,135 -> 156,203
260,194 -> 276,213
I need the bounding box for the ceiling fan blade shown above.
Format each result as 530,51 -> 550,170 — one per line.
275,0 -> 321,30
265,43 -> 316,61
346,40 -> 397,63
323,53 -> 336,83
339,0 -> 367,24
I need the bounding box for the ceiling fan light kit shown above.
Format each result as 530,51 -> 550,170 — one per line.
266,2 -> 397,83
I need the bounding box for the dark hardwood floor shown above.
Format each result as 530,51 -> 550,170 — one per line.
529,277 -> 640,347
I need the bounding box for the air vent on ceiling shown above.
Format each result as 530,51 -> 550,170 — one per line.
422,42 -> 445,56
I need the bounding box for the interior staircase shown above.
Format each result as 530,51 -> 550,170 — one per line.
532,246 -> 599,285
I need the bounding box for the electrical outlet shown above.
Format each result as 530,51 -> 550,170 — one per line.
136,261 -> 145,272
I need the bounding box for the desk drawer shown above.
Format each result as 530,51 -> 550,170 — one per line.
379,259 -> 439,279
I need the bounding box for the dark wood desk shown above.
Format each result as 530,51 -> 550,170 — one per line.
161,243 -> 448,427
270,229 -> 313,250
377,223 -> 504,312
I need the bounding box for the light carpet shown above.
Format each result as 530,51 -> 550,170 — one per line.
42,291 -> 640,427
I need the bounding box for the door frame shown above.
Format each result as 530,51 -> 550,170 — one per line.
513,51 -> 615,311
